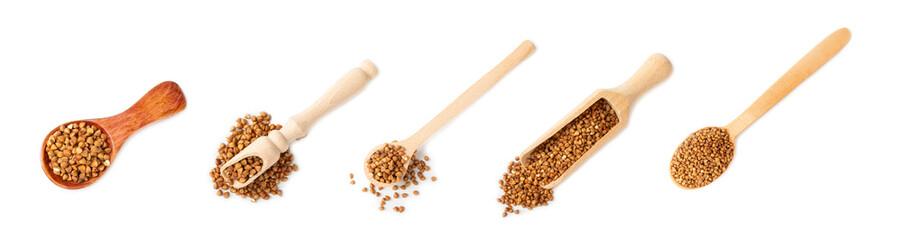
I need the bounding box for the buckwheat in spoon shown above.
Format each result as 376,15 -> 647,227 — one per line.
42,81 -> 187,189
669,28 -> 851,189
364,40 -> 536,189
498,54 -> 673,216
519,54 -> 673,188
219,60 -> 378,188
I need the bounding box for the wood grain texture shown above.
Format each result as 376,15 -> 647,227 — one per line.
402,40 -> 536,150
41,81 -> 187,189
282,60 -> 378,141
725,28 -> 851,139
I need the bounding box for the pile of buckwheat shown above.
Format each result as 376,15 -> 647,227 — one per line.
356,142 -> 435,213
44,122 -> 113,183
221,156 -> 265,184
670,126 -> 734,189
498,98 -> 619,217
366,144 -> 408,184
209,112 -> 298,201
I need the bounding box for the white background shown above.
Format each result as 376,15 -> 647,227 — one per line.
1,0 -> 899,239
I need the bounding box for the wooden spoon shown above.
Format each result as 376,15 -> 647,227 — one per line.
221,60 -> 378,188
364,40 -> 536,188
519,53 -> 673,189
669,28 -> 851,189
41,81 -> 187,189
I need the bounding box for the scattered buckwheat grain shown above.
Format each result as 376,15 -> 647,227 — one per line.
357,141 -> 435,213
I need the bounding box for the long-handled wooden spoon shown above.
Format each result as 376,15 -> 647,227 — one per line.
518,53 -> 673,189
669,28 -> 851,189
364,40 -> 536,188
221,60 -> 378,188
41,81 -> 187,189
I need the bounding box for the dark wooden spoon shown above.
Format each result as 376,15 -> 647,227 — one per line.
41,81 -> 187,189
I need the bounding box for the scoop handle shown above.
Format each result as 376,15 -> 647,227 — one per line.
281,60 -> 378,141
99,81 -> 187,150
403,40 -> 535,148
725,28 -> 850,137
612,53 -> 673,103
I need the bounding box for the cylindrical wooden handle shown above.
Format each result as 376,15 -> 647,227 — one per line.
612,53 -> 673,103
281,60 -> 378,141
101,81 -> 187,149
726,28 -> 851,137
321,60 -> 378,107
404,40 -> 535,148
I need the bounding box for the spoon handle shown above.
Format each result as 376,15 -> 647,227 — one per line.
725,28 -> 850,137
612,53 -> 673,103
404,40 -> 535,148
281,60 -> 378,141
99,81 -> 187,150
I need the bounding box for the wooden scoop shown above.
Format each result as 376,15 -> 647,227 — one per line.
221,60 -> 378,188
41,81 -> 187,189
670,28 -> 851,189
518,53 -> 673,189
364,40 -> 536,188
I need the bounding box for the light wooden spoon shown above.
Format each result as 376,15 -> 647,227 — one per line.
221,60 -> 378,188
364,40 -> 536,188
518,53 -> 673,189
41,81 -> 187,189
670,28 -> 851,189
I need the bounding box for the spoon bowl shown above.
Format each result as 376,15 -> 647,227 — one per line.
41,120 -> 118,189
41,81 -> 187,189
669,126 -> 735,189
363,141 -> 418,188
